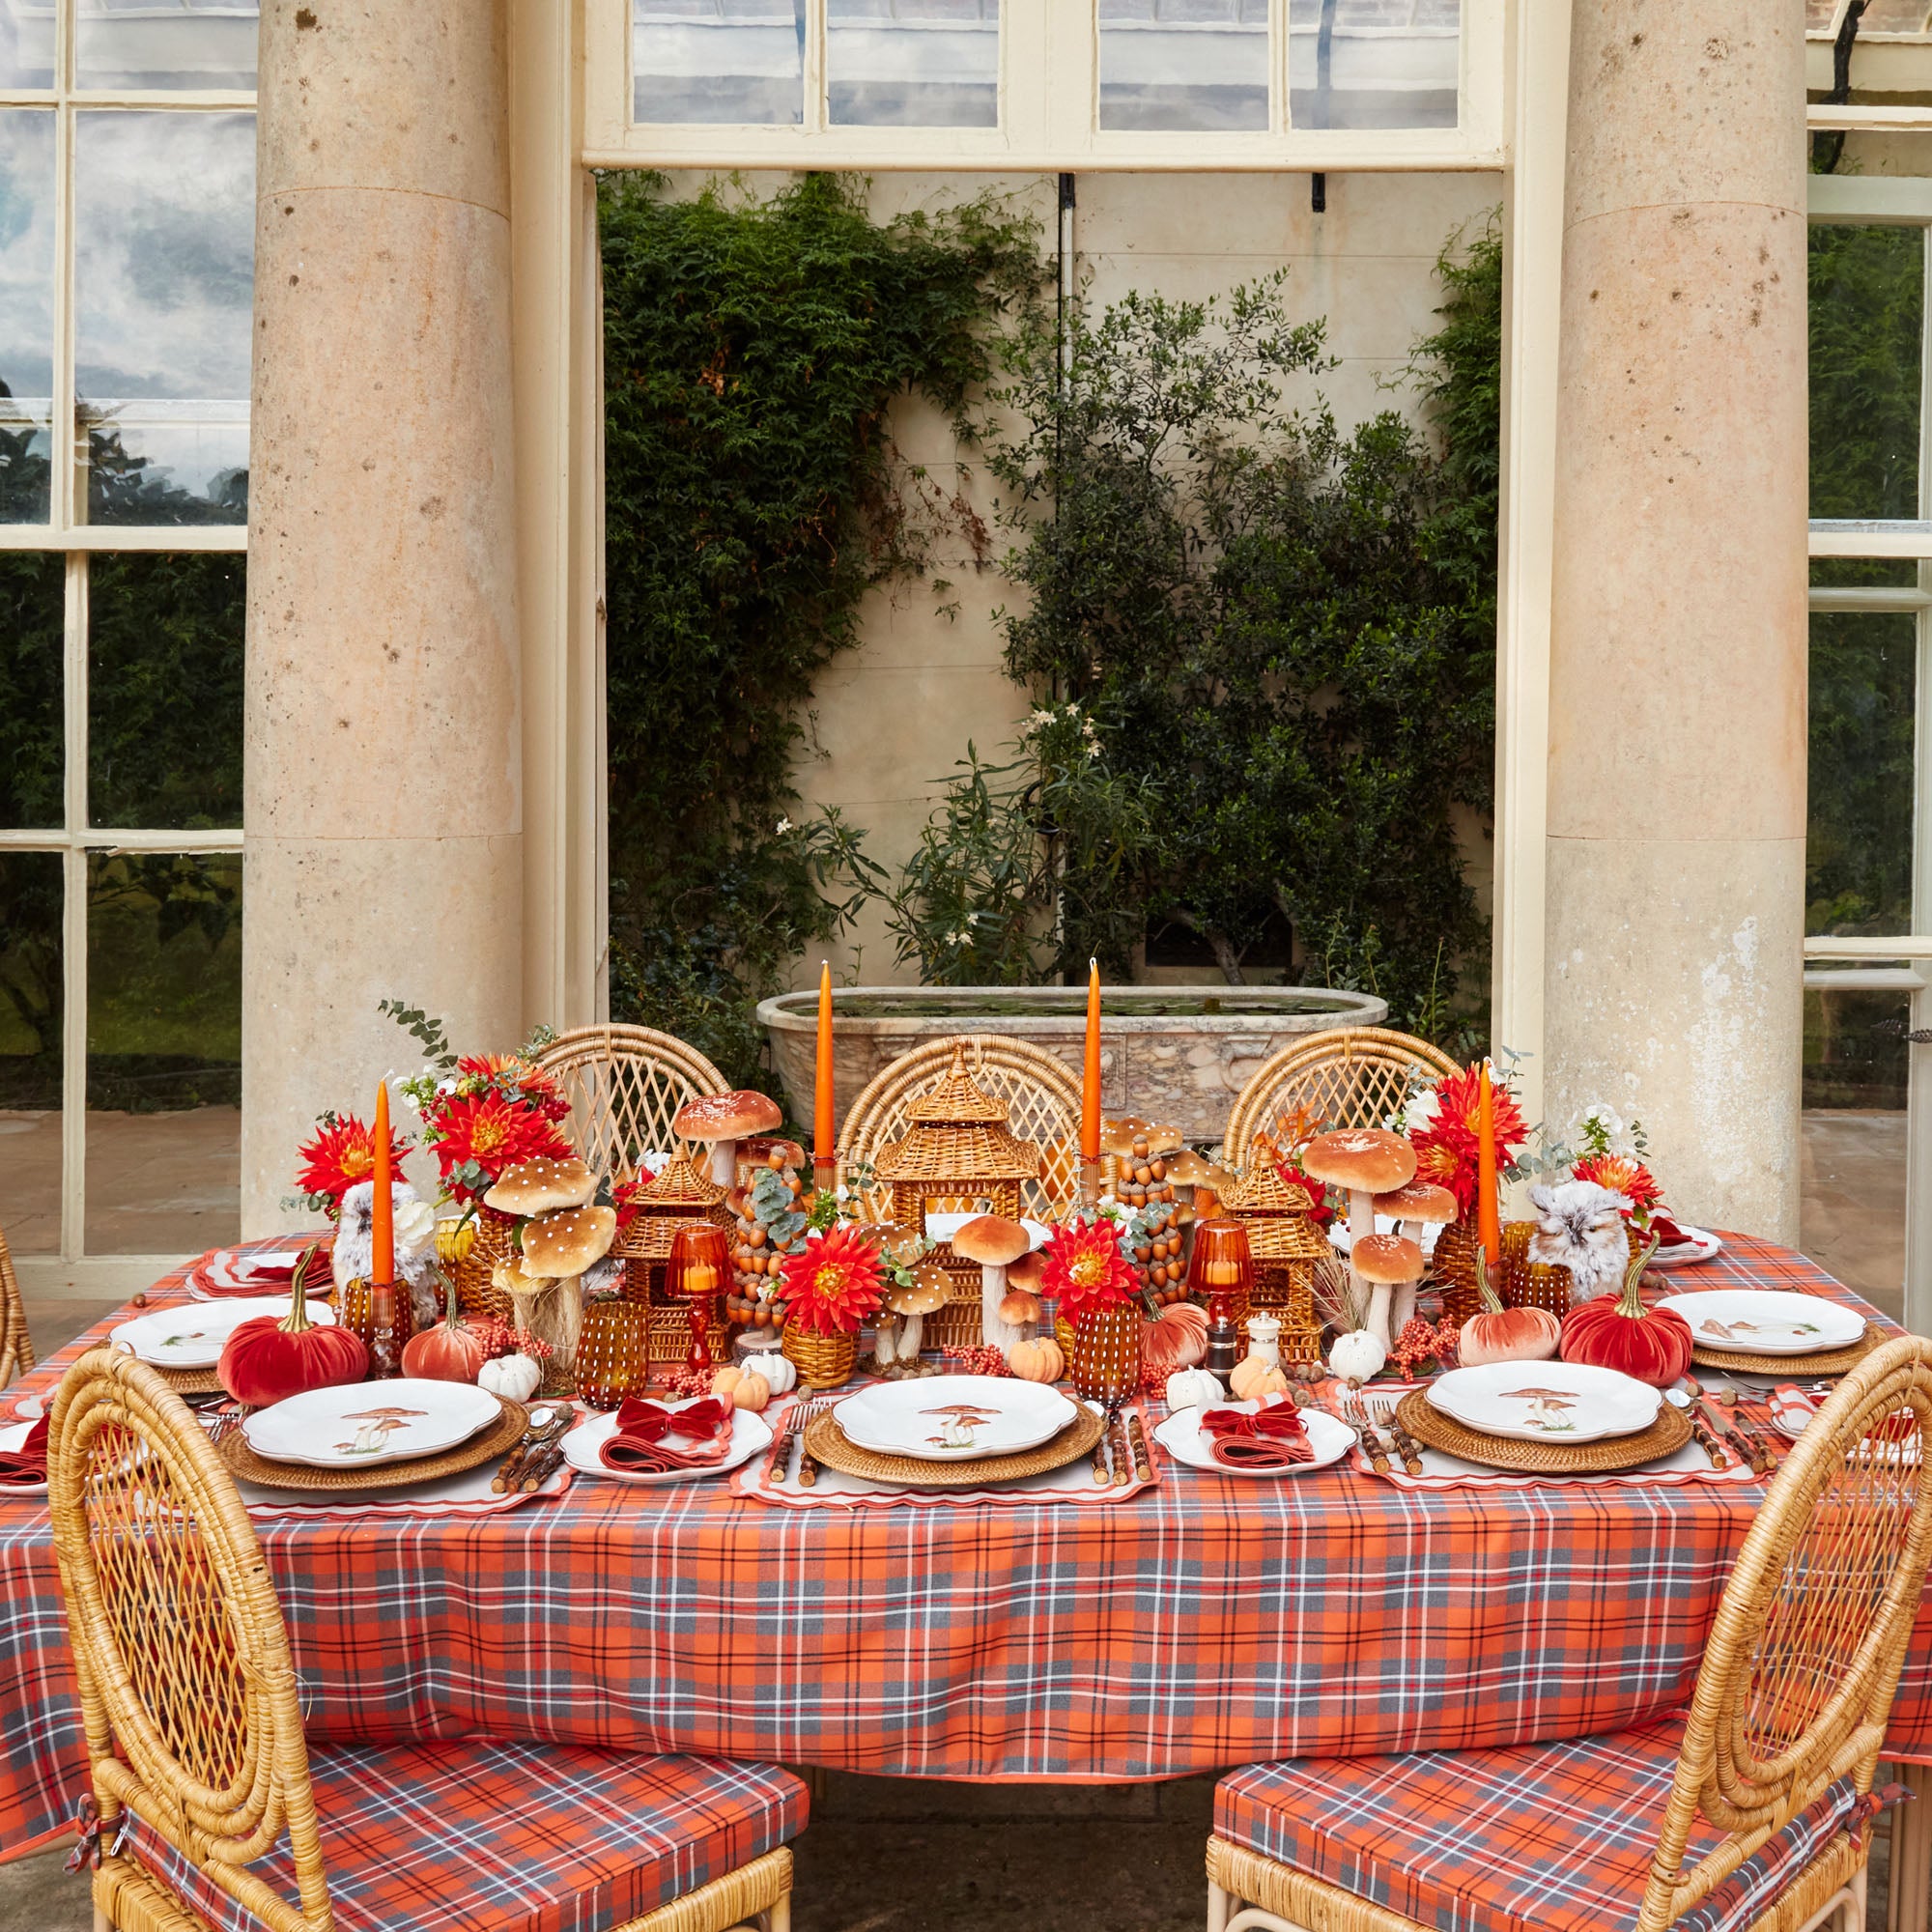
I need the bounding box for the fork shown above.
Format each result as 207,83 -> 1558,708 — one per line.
1339,1391 -> 1388,1475
791,1398 -> 831,1488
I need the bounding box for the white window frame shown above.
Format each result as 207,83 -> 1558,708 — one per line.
1805,171 -> 1932,1331
582,0 -> 1506,171
0,0 -> 250,1292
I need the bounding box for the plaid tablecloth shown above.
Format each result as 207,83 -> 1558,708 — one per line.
3,1236 -> 1927,1862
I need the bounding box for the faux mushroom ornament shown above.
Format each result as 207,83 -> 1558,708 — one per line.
1371,1178 -> 1459,1336
673,1090 -> 785,1189
953,1212 -> 1034,1348
483,1155 -> 598,1218
877,1261 -> 952,1370
1299,1127 -> 1417,1350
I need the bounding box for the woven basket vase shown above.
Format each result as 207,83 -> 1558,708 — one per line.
1067,1301 -> 1147,1404
1435,1216 -> 1644,1321
448,1208 -> 521,1323
782,1324 -> 859,1390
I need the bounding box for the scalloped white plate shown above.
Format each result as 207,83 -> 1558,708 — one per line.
112,1297 -> 335,1369
242,1379 -> 499,1468
1428,1361 -> 1662,1443
835,1375 -> 1077,1461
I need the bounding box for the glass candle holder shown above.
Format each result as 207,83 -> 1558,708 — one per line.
576,1297 -> 648,1409
1186,1217 -> 1255,1331
669,1223 -> 731,1376
340,1276 -> 414,1375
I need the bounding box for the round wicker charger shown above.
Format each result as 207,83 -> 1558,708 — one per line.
214,1396 -> 528,1492
805,1402 -> 1105,1488
1396,1387 -> 1692,1474
1691,1324 -> 1882,1378
153,1365 -> 223,1397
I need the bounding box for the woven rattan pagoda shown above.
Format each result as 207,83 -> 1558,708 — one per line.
1221,1142 -> 1330,1365
613,1148 -> 732,1302
871,1043 -> 1041,1298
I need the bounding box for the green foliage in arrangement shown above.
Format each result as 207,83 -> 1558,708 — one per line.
598,171 -> 1042,1083
887,221 -> 1502,1038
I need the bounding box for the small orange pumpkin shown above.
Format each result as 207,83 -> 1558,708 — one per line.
400,1269 -> 489,1383
1229,1354 -> 1288,1402
1458,1252 -> 1560,1367
1008,1336 -> 1064,1383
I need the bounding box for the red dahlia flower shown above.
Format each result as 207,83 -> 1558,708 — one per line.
781,1224 -> 887,1334
294,1111 -> 413,1217
431,1091 -> 574,1204
1572,1151 -> 1663,1215
1406,1063 -> 1530,1219
1040,1217 -> 1138,1324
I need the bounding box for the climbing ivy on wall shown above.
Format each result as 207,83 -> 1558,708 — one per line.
598,171 -> 1041,1083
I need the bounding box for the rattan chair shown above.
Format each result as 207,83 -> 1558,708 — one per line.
1207,1334 -> 1932,1932
0,1219 -> 34,1387
838,1032 -> 1085,1226
534,1023 -> 731,1181
1221,1026 -> 1461,1158
49,1349 -> 804,1932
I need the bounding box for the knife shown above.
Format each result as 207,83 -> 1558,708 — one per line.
761,1397 -> 806,1489
1094,1400 -> 1117,1484
1109,1409 -> 1132,1487
1126,1412 -> 1153,1483
1695,1398 -> 1768,1476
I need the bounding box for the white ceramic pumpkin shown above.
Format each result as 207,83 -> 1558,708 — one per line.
1164,1366 -> 1225,1411
1328,1328 -> 1387,1385
477,1353 -> 542,1403
745,1350 -> 797,1395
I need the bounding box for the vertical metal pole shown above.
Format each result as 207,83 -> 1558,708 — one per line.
1051,170 -> 1075,976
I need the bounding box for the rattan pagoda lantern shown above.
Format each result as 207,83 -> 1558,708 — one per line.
1220,1139 -> 1331,1366
871,1044 -> 1042,1348
613,1148 -> 732,1297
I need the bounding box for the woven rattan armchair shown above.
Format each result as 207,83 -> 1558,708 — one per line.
534,1024 -> 730,1182
838,1032 -> 1084,1226
1207,1334 -> 1932,1932
0,1220 -> 34,1387
49,1349 -> 803,1932
1221,1026 -> 1460,1160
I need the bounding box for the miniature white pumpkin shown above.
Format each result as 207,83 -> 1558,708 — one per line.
1328,1328 -> 1387,1385
1164,1366 -> 1225,1411
477,1353 -> 542,1403
743,1350 -> 796,1395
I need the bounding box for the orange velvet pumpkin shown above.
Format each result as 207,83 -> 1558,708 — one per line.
400,1269 -> 489,1383
218,1247 -> 368,1408
1141,1300 -> 1209,1376
1559,1237 -> 1692,1388
1458,1253 -> 1560,1367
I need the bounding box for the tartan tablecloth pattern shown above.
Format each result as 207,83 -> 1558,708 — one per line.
4,1236 -> 1929,1861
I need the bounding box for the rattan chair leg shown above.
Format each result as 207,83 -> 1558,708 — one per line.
611,1847 -> 793,1932
94,1856 -> 216,1932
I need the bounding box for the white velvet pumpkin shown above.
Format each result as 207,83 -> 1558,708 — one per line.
742,1350 -> 797,1395
1328,1328 -> 1387,1385
477,1353 -> 542,1403
1164,1366 -> 1225,1410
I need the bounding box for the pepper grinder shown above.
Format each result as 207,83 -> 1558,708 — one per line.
1205,1306 -> 1241,1378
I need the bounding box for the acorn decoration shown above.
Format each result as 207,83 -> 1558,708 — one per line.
1105,1119 -> 1192,1306
726,1156 -> 804,1337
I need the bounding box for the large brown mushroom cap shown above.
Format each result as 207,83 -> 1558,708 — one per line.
1372,1179 -> 1459,1225
1143,1123 -> 1186,1155
1352,1232 -> 1426,1284
952,1213 -> 1030,1265
1099,1116 -> 1151,1158
741,1134 -> 806,1171
674,1090 -> 784,1143
1165,1148 -> 1219,1186
1299,1128 -> 1417,1196
522,1203 -> 618,1277
484,1155 -> 597,1216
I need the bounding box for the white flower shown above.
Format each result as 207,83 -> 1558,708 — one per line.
1085,744 -> 1101,759
392,1191 -> 437,1255
948,930 -> 970,946
775,816 -> 793,836
1030,707 -> 1057,727
1402,1089 -> 1439,1134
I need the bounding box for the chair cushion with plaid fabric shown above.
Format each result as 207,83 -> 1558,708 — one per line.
124,1737 -> 807,1932
1216,1714 -> 1859,1932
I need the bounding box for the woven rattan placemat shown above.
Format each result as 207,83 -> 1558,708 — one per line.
216,1396 -> 527,1492
1396,1388 -> 1691,1475
805,1403 -> 1106,1489
154,1365 -> 223,1396
1691,1324 -> 1881,1378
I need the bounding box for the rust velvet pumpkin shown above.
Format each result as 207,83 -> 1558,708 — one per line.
1141,1300 -> 1209,1376
1558,1237 -> 1691,1388
1457,1253 -> 1560,1367
218,1247 -> 369,1407
400,1268 -> 490,1383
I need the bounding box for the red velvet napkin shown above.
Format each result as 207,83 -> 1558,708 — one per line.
0,1416 -> 49,1488
1199,1403 -> 1315,1470
601,1397 -> 735,1476
1648,1215 -> 1694,1250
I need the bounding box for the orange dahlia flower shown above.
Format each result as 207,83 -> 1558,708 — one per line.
294,1111 -> 413,1217
1040,1217 -> 1138,1323
781,1224 -> 887,1334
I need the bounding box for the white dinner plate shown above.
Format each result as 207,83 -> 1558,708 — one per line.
1648,1226 -> 1724,1269
1655,1289 -> 1862,1356
1153,1400 -> 1353,1478
241,1379 -> 501,1468
1428,1360 -> 1662,1443
834,1374 -> 1078,1462
0,1418 -> 46,1495
112,1297 -> 336,1370
923,1211 -> 1054,1252
560,1402 -> 772,1487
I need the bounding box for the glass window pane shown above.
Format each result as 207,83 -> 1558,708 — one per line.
1809,222 -> 1923,524
0,553 -> 64,828
828,0 -> 998,128
0,110 -> 55,525
85,851 -> 241,1254
1802,987 -> 1908,1321
89,554 -> 244,831
1807,609 -> 1916,939
0,851 -> 62,1257
0,0 -> 55,87
74,111 -> 254,529
1859,0 -> 1932,28
1290,0 -> 1461,131
76,0 -> 260,91
1099,0 -> 1268,132
635,1 -> 805,125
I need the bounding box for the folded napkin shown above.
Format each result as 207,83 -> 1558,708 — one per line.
601,1397 -> 735,1476
1198,1403 -> 1314,1470
0,1416 -> 49,1488
1648,1215 -> 1694,1250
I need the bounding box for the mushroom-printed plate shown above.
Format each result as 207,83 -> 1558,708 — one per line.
112,1297 -> 336,1370
835,1375 -> 1078,1462
241,1379 -> 500,1468
1427,1361 -> 1662,1444
1654,1289 -> 1862,1356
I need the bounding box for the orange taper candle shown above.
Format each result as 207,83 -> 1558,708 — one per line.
1476,1059 -> 1500,1268
1081,958 -> 1101,1164
371,1081 -> 394,1286
812,961 -> 836,1172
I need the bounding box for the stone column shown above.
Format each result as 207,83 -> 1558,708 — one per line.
1544,1 -> 1807,1240
242,0 -> 522,1230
